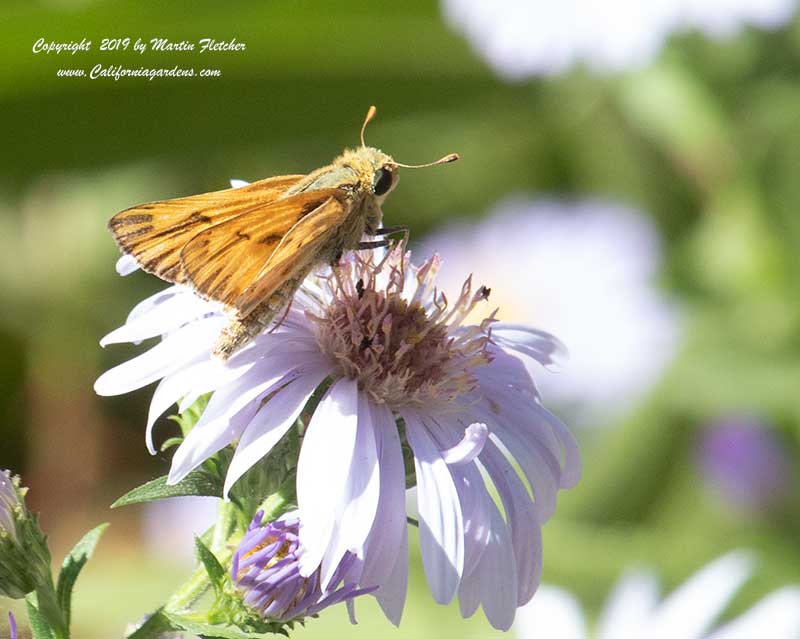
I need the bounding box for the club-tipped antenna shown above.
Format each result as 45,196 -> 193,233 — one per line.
392,153 -> 460,169
360,105 -> 377,147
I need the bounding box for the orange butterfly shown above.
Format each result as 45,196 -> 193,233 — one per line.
108,106 -> 459,359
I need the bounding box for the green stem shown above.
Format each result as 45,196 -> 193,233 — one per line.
35,578 -> 68,639
165,499 -> 238,613
210,500 -> 238,556
257,476 -> 296,521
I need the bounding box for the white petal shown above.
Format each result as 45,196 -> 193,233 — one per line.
597,570 -> 660,639
126,286 -> 183,322
115,254 -> 139,276
94,317 -> 225,396
646,552 -> 753,639
492,323 -> 568,371
223,366 -> 330,496
709,587 -> 800,639
182,350 -> 323,441
404,411 -> 464,604
446,459 -> 491,581
167,355 -> 320,483
319,392 -> 380,590
514,585 -> 587,639
168,397 -> 259,484
477,502 -> 518,631
535,402 -> 582,489
229,179 -> 250,188
458,569 -> 481,619
101,292 -> 215,346
145,355 -> 254,454
481,439 -> 542,606
482,344 -> 541,400
442,423 -> 488,466
474,353 -> 563,466
297,378 -> 360,577
374,522 -> 409,627
489,425 -> 560,522
361,402 -> 407,590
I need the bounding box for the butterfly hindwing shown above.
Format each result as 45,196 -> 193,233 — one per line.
232,196 -> 350,317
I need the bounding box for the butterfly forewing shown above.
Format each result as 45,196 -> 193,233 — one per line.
233,196 -> 350,317
108,175 -> 303,282
180,188 -> 346,310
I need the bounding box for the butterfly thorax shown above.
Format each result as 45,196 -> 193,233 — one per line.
285,145 -> 392,237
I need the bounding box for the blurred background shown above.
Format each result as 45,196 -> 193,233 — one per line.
2,0 -> 800,636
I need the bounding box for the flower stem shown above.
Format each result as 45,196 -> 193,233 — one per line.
211,499 -> 238,556
164,499 -> 237,613
257,476 -> 296,520
30,578 -> 68,639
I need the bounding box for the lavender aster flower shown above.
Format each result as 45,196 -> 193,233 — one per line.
96,243 -> 580,629
232,510 -> 375,622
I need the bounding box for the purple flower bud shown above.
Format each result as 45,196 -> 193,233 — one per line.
231,510 -> 375,622
0,470 -> 53,600
0,471 -> 19,541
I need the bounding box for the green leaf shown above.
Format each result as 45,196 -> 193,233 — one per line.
111,470 -> 222,508
160,436 -> 184,452
125,608 -> 178,639
25,593 -> 55,639
56,523 -> 108,628
164,613 -> 284,639
194,536 -> 225,593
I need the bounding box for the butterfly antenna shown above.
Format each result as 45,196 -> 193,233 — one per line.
393,153 -> 460,169
361,105 -> 377,147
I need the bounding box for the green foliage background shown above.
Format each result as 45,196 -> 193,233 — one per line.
2,1 -> 800,637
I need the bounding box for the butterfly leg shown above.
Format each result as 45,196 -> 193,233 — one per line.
357,225 -> 410,251
268,298 -> 294,334
372,225 -> 408,236
356,239 -> 392,250
373,224 -> 409,251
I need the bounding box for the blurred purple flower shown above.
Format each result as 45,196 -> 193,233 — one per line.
698,417 -> 794,514
443,0 -> 798,78
8,612 -> 16,639
419,198 -> 681,424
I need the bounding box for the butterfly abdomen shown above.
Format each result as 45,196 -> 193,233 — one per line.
211,273 -> 305,360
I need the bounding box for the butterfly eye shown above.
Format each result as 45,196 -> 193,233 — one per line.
373,167 -> 394,196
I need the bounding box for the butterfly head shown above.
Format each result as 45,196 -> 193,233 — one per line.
356,105 -> 460,201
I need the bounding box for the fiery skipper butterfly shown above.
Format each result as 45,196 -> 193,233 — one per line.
108,106 -> 459,358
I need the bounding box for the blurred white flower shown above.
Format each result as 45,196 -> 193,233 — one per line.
419,198 -> 681,424
442,0 -> 798,78
515,552 -> 800,639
